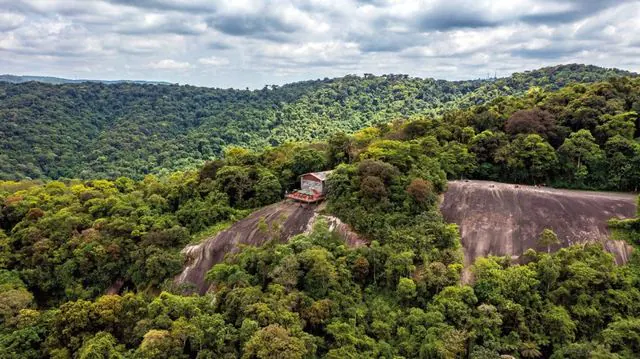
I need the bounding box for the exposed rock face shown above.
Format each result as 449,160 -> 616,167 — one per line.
176,181 -> 637,293
440,180 -> 637,267
175,201 -> 365,294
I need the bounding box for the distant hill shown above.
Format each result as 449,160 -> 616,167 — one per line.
0,64 -> 635,180
0,74 -> 172,85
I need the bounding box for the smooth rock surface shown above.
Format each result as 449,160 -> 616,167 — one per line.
440,180 -> 637,267
175,201 -> 365,293
175,180 -> 637,293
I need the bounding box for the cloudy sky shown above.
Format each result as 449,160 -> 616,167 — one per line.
0,0 -> 638,88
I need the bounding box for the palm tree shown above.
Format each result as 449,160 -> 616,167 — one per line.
520,341 -> 542,358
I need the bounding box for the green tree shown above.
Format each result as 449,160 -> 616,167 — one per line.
542,304 -> 576,345
538,228 -> 560,253
601,318 -> 640,357
137,329 -> 185,359
77,332 -> 124,359
397,277 -> 417,301
596,112 -> 637,141
242,325 -> 307,359
558,129 -> 604,186
290,149 -> 327,176
498,134 -> 558,183
439,141 -> 477,179
253,170 -> 282,207
0,271 -> 33,325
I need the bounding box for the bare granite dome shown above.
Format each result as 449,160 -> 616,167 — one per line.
441,180 -> 636,268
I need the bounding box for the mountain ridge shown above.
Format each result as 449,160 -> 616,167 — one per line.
0,74 -> 172,86
0,63 -> 635,89
0,63 -> 636,180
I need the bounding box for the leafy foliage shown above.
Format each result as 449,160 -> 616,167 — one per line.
376,76 -> 640,190
0,142 -> 330,306
1,65 -> 639,358
0,64 -> 633,180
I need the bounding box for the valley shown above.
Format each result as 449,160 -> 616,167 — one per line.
0,64 -> 634,180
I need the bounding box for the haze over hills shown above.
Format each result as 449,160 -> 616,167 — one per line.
0,64 -> 634,88
0,74 -> 172,86
0,64 -> 635,180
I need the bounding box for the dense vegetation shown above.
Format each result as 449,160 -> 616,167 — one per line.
0,64 -> 634,180
1,67 -> 639,358
0,141 -> 334,307
394,76 -> 640,191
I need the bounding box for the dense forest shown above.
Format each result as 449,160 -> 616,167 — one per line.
0,64 -> 634,180
1,67 -> 640,358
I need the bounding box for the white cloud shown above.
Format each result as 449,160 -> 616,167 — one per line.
148,59 -> 192,69
198,56 -> 229,66
0,0 -> 636,87
259,41 -> 360,66
0,12 -> 25,31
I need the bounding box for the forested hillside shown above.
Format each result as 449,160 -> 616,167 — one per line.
1,68 -> 640,357
0,64 -> 634,180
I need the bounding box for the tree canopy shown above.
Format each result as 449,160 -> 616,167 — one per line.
0,64 -> 634,181
1,65 -> 640,358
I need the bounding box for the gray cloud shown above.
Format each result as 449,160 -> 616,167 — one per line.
0,13 -> 25,31
414,4 -> 500,31
0,0 -> 637,88
104,0 -> 216,13
511,46 -> 585,60
207,15 -> 298,41
519,0 -> 630,24
358,37 -> 414,53
207,41 -> 232,50
115,17 -> 208,36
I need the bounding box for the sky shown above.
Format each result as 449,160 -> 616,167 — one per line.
0,0 -> 638,89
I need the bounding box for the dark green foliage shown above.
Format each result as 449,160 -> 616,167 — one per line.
0,64 -> 632,180
0,141 -> 327,306
388,76 -> 640,190
1,65 -> 640,358
3,227 -> 637,358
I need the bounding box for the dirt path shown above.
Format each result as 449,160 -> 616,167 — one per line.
441,180 -> 637,281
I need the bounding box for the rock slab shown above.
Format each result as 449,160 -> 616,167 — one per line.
440,180 -> 637,267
